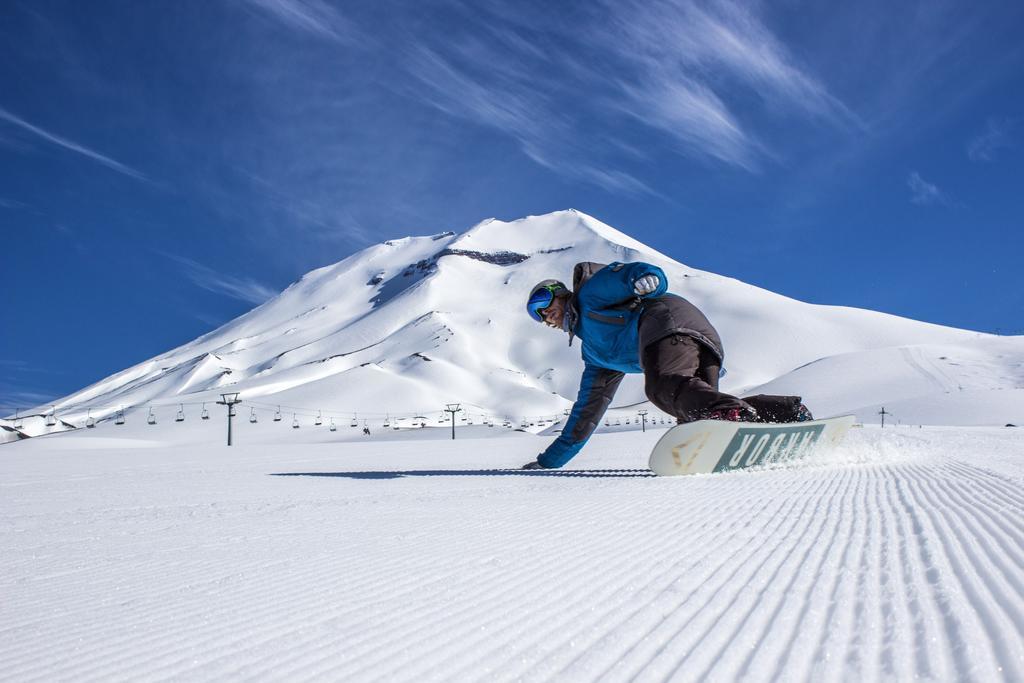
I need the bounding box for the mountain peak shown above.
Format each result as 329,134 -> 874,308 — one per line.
447,208 -> 651,259
12,210 -> 1021,437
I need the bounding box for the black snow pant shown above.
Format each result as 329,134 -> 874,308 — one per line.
641,334 -> 807,424
641,334 -> 751,423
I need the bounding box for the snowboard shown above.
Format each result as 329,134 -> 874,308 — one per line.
648,415 -> 856,477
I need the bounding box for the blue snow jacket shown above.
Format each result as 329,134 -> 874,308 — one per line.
537,261 -> 668,469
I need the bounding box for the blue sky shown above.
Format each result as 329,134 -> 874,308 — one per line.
2,0 -> 1022,413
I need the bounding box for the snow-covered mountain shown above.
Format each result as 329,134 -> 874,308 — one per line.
5,209 -> 1023,441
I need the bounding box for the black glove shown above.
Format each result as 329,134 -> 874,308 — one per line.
521,460 -> 547,470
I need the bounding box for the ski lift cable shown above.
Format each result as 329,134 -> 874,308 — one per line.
244,401 -> 491,423
94,399 -> 497,422
73,399 -> 534,426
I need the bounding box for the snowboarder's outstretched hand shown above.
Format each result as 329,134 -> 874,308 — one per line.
633,274 -> 660,295
521,460 -> 547,470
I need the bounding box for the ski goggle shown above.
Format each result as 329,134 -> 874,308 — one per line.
527,284 -> 561,322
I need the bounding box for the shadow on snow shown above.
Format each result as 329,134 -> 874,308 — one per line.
271,469 -> 656,480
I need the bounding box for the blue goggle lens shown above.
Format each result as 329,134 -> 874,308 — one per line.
527,287 -> 555,322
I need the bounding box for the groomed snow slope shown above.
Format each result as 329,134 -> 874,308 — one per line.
2,427 -> 1022,681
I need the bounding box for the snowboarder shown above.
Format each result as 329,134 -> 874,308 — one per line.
522,261 -> 811,469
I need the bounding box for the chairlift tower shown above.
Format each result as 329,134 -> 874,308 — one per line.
216,393 -> 242,446
445,403 -> 462,440
878,406 -> 889,429
638,409 -> 648,433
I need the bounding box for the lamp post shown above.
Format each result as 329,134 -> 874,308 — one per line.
445,403 -> 461,440
638,409 -> 648,433
216,393 -> 242,446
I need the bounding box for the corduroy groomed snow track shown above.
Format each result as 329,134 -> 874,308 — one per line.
2,427 -> 1022,681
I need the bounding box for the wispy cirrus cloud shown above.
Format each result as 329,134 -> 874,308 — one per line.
240,0 -> 358,44
404,44 -> 662,196
0,388 -> 58,417
161,252 -> 278,305
0,106 -> 149,182
615,74 -> 759,171
403,0 -> 852,188
209,0 -> 858,240
598,0 -> 859,165
907,171 -> 948,206
968,117 -> 1014,162
0,362 -> 61,417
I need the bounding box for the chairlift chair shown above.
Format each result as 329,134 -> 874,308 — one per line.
176,404 -> 185,422
250,407 -> 258,424
86,410 -> 96,429
46,407 -> 57,427
292,414 -> 300,429
148,408 -> 157,425
350,414 -> 358,428
315,410 -> 323,426
274,406 -> 282,422
201,403 -> 210,420
329,418 -> 337,432
13,410 -> 22,430
115,409 -> 125,426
